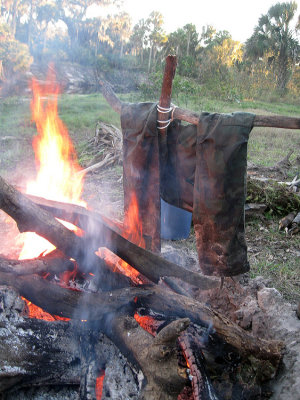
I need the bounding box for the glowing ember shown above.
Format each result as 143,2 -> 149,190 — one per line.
95,370 -> 105,400
22,297 -> 70,321
134,313 -> 163,336
18,71 -> 86,260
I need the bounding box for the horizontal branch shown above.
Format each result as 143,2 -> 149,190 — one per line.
98,79 -> 300,130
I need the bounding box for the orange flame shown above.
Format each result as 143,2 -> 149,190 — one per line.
123,192 -> 145,248
18,70 -> 86,320
18,72 -> 86,260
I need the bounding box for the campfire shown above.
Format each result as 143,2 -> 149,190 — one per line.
1,58 -> 299,400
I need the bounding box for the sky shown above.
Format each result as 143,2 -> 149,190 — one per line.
92,0 -> 300,43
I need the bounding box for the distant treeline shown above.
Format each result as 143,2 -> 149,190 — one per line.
0,0 -> 299,100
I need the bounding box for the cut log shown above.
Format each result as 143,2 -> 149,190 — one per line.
98,78 -> 300,130
23,190 -> 219,290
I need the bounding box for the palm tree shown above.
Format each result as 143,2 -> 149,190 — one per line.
245,1 -> 300,93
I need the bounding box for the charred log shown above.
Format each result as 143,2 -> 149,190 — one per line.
0,286 -> 139,399
0,254 -> 74,276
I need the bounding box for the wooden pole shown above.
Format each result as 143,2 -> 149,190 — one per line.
157,55 -> 178,135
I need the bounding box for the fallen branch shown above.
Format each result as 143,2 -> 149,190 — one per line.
77,153 -> 117,176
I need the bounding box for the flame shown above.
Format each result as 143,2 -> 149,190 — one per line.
22,297 -> 70,321
18,73 -> 86,260
17,70 -> 86,319
123,192 -> 145,248
95,370 -> 105,400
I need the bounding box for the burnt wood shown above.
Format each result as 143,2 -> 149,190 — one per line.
0,287 -> 139,398
0,266 -> 283,398
0,254 -> 74,276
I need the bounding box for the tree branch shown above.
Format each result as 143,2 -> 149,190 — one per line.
98,78 -> 300,130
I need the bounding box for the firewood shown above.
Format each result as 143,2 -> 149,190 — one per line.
0,287 -> 139,398
0,268 -> 283,398
23,191 -> 220,290
0,254 -> 74,276
0,175 -> 131,290
111,316 -> 190,400
0,269 -> 282,372
0,271 -> 148,320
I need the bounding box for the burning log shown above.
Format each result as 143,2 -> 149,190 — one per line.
0,174 -> 218,289
0,270 -> 283,398
0,267 -> 283,398
22,190 -> 219,290
0,267 -> 282,369
0,286 -> 139,398
0,175 -> 131,290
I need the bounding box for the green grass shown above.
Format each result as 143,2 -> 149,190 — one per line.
247,218 -> 300,302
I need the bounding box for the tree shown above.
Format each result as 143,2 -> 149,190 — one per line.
145,11 -> 166,72
197,26 -> 241,81
245,1 -> 300,93
0,22 -> 32,81
129,19 -> 147,64
107,12 -> 131,58
55,0 -> 116,53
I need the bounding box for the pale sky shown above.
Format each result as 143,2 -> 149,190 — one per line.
91,0 -> 300,43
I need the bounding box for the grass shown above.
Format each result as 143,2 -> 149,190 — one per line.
247,217 -> 300,302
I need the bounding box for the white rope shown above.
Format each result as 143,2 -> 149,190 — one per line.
156,103 -> 177,130
157,120 -> 172,130
157,105 -> 173,113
